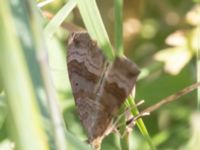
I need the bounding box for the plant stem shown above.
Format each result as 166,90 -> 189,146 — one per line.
127,96 -> 156,150
114,0 -> 124,56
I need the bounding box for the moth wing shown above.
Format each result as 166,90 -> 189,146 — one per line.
90,57 -> 140,146
67,32 -> 107,140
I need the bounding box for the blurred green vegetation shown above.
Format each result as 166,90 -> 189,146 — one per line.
0,0 -> 200,150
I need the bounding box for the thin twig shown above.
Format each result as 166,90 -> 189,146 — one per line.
141,81 -> 200,114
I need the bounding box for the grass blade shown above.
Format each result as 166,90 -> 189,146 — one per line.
0,1 -> 49,149
127,96 -> 156,150
44,0 -> 77,39
76,0 -> 114,60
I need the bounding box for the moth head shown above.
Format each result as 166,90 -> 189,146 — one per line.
68,32 -> 92,48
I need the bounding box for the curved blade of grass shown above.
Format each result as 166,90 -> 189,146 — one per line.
10,0 -> 68,149
0,1 -> 50,149
44,0 -> 77,39
126,96 -> 156,150
76,0 -> 114,61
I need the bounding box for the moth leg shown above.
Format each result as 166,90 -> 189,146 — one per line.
112,99 -> 145,127
117,111 -> 150,138
95,100 -> 147,139
126,111 -> 150,128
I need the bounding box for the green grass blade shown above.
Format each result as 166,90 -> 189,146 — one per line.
76,0 -> 114,60
114,0 -> 124,56
0,1 -> 50,149
44,0 -> 77,39
127,96 -> 156,150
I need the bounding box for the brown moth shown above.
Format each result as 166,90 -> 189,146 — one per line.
67,32 -> 140,150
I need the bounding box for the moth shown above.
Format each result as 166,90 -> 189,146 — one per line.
67,32 -> 140,150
